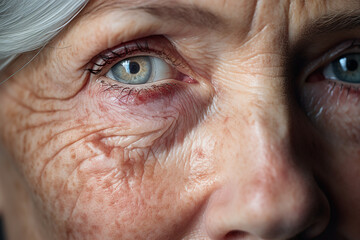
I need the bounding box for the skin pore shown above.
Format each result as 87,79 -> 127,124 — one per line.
1,0 -> 360,239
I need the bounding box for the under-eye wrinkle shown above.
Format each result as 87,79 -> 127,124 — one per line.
98,79 -> 183,105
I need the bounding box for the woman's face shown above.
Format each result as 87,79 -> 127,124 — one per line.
1,0 -> 360,239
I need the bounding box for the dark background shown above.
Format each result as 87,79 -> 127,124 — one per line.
0,217 -> 5,240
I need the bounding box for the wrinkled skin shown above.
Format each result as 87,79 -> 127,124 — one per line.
1,0 -> 360,239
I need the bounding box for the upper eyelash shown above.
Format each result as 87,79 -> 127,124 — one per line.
86,37 -> 183,75
87,42 -> 151,74
317,40 -> 360,70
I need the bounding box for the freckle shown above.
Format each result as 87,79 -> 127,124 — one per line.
91,224 -> 100,231
71,152 -> 76,160
98,104 -> 108,112
75,118 -> 85,126
44,71 -> 50,79
58,202 -> 65,213
53,159 -> 61,171
66,228 -> 74,239
80,213 -> 89,224
103,178 -> 112,189
222,125 -> 231,136
194,147 -> 205,159
223,117 -> 229,123
115,220 -> 121,228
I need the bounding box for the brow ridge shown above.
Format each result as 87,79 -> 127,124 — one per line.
130,4 -> 223,29
304,9 -> 360,36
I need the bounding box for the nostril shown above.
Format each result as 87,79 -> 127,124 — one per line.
224,230 -> 247,239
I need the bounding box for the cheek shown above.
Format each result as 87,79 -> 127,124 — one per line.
66,164 -> 195,239
301,80 -> 360,236
0,74 -> 214,239
315,145 -> 360,237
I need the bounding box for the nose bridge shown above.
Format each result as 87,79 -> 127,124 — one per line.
215,18 -> 292,173
204,44 -> 330,238
217,74 -> 292,174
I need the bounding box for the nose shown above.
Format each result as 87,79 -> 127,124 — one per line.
204,116 -> 330,240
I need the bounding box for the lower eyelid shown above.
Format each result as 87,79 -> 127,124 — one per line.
94,77 -> 187,107
301,80 -> 360,143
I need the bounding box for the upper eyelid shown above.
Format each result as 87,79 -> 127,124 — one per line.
87,36 -> 187,75
299,39 -> 360,82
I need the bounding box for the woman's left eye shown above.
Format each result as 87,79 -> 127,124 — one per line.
323,53 -> 360,83
105,56 -> 178,85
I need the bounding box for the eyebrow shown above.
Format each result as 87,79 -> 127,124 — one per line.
86,1 -> 225,30
304,10 -> 360,36
131,4 -> 223,29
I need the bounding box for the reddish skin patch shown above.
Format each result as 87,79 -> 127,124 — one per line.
116,83 -> 180,106
135,85 -> 177,104
115,75 -> 198,106
194,148 -> 206,159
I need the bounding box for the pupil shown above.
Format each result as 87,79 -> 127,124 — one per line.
346,58 -> 358,72
129,62 -> 140,74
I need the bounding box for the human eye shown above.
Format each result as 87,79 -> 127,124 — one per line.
300,40 -> 360,143
105,56 -> 179,85
87,35 -> 197,106
323,50 -> 360,84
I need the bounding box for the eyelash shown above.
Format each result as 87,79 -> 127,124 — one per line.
87,36 -> 183,75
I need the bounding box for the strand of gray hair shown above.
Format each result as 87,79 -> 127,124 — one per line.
0,0 -> 88,78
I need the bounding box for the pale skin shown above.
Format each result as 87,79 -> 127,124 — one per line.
1,0 -> 360,239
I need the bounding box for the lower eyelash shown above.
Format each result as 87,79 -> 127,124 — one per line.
307,69 -> 360,99
99,80 -> 180,105
327,80 -> 360,97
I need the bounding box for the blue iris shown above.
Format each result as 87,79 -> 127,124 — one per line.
332,53 -> 360,83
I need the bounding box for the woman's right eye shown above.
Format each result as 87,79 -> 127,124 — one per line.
88,36 -> 199,105
323,53 -> 360,84
105,56 -> 179,85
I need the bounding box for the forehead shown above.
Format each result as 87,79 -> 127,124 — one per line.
85,0 -> 360,39
86,0 -> 360,22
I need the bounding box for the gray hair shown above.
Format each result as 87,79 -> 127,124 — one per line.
0,0 -> 88,74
